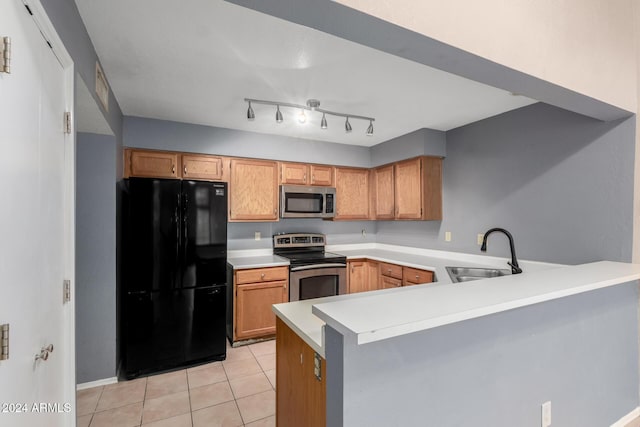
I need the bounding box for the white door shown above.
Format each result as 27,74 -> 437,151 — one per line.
0,1 -> 75,426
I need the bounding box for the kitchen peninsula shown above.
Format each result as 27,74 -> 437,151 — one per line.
272,245 -> 640,427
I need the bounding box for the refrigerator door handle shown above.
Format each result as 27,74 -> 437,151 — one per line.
175,193 -> 181,262
183,193 -> 188,265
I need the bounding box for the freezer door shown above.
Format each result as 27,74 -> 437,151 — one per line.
123,290 -> 191,378
181,181 -> 228,288
124,178 -> 181,292
185,286 -> 227,362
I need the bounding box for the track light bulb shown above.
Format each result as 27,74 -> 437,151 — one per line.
366,120 -> 374,136
345,117 -> 352,133
247,101 -> 255,121
321,113 -> 327,129
298,109 -> 306,124
276,106 -> 283,123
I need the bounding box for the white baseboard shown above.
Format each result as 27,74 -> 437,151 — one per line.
76,377 -> 118,391
611,407 -> 640,427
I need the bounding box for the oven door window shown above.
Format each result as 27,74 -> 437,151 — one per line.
299,275 -> 338,300
285,192 -> 324,214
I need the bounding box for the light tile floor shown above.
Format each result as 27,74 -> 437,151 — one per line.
76,340 -> 276,427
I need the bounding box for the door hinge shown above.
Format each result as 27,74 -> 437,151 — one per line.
314,352 -> 322,381
1,37 -> 11,74
63,280 -> 71,303
0,324 -> 9,360
63,112 -> 72,134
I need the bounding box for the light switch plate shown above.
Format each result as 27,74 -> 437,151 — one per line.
477,233 -> 484,245
254,232 -> 261,241
541,401 -> 551,427
444,231 -> 451,242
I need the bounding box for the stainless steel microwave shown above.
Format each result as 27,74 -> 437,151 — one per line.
280,185 -> 336,219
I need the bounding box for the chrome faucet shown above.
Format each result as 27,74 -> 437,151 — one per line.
480,228 -> 523,274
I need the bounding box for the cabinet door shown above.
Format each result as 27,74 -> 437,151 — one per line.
402,267 -> 434,286
394,157 -> 423,219
235,280 -> 287,340
182,154 -> 225,181
380,275 -> 402,289
229,159 -> 279,221
276,318 -> 326,427
129,150 -> 179,179
366,261 -> 380,291
281,162 -> 310,185
310,165 -> 334,186
373,164 -> 395,219
334,167 -> 370,220
348,260 -> 367,293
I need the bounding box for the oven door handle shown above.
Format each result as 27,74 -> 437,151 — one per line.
290,263 -> 347,272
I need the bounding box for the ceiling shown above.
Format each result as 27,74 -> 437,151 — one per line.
74,0 -> 536,147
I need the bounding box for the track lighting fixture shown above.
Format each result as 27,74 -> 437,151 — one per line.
244,98 -> 375,135
247,101 -> 255,121
366,119 -> 374,136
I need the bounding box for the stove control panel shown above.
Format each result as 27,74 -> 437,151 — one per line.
273,233 -> 325,248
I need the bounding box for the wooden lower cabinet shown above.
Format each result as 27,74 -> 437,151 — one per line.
379,262 -> 434,288
348,259 -> 379,293
234,266 -> 289,341
276,317 -> 326,427
403,266 -> 434,286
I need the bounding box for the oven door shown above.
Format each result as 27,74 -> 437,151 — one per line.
289,264 -> 347,301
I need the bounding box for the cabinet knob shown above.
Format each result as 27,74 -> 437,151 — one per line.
172,165 -> 176,174
184,165 -> 187,174
415,275 -> 419,279
387,269 -> 392,273
261,273 -> 265,279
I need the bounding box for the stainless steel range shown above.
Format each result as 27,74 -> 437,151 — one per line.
273,233 -> 347,301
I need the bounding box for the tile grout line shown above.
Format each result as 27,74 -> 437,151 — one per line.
221,358 -> 248,426
185,367 -> 195,427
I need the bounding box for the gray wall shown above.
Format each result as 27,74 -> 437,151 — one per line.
76,133 -> 117,383
370,128 -> 446,166
377,103 -> 636,264
124,116 -> 370,167
327,282 -> 639,427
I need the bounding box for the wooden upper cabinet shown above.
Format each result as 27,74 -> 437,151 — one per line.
127,149 -> 179,179
373,164 -> 395,219
182,154 -> 227,181
229,158 -> 279,221
281,162 -> 310,185
280,163 -> 334,186
334,167 -> 370,220
371,156 -> 443,221
310,165 -> 334,186
394,157 -> 424,219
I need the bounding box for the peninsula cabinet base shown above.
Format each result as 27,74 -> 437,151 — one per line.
276,317 -> 326,427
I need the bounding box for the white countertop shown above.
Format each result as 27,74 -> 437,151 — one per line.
227,254 -> 289,269
272,244 -> 640,357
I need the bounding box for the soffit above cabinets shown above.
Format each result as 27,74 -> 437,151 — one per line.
74,0 -> 536,147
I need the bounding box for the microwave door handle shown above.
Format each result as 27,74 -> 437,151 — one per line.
290,263 -> 347,272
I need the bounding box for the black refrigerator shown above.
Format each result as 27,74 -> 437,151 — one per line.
121,178 -> 227,379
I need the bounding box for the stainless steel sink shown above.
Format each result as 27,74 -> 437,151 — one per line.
446,266 -> 511,283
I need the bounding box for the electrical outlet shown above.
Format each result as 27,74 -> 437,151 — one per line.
541,401 -> 551,427
444,231 -> 451,242
361,229 -> 367,238
477,233 -> 484,245
254,231 -> 261,241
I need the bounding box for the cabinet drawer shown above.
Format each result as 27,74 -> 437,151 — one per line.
380,275 -> 402,289
379,262 -> 403,280
403,267 -> 434,285
236,266 -> 289,284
